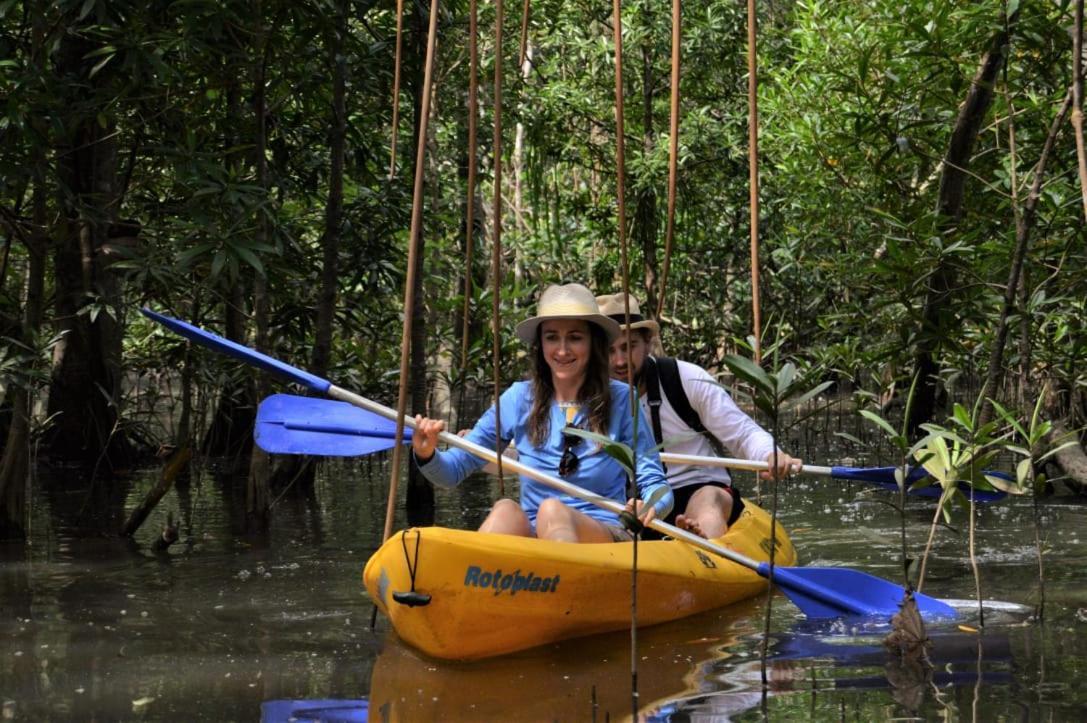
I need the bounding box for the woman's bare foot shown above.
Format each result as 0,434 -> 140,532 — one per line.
675,514 -> 708,539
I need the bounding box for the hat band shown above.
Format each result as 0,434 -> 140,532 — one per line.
607,313 -> 645,324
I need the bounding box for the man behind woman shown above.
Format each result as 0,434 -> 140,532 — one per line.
411,283 -> 672,543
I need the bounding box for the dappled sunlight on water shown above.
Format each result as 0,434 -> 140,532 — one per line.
2,455 -> 1087,720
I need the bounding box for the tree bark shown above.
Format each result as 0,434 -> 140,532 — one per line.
45,21 -> 133,473
406,0 -> 435,525
202,74 -> 255,462
635,42 -> 660,317
312,2 -> 347,380
246,0 -> 272,529
906,13 -> 1017,436
0,171 -> 47,540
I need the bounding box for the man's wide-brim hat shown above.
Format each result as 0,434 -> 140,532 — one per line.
515,283 -> 622,345
595,293 -> 661,338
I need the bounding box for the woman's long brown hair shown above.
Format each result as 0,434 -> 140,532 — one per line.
526,322 -> 612,447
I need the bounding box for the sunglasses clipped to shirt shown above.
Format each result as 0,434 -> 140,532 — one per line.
559,431 -> 581,477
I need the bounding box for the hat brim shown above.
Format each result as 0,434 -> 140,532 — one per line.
614,318 -> 660,338
515,314 -> 622,345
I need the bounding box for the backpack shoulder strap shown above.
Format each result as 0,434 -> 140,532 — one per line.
654,356 -> 707,434
642,356 -> 665,446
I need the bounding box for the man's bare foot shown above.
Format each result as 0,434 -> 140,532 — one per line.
675,514 -> 708,539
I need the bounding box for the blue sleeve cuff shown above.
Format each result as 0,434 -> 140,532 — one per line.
645,483 -> 674,519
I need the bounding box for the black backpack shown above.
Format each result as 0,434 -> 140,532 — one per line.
642,356 -> 725,457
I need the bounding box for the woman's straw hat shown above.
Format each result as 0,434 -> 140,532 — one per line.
515,283 -> 622,344
595,293 -> 661,338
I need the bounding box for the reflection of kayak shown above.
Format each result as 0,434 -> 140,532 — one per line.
362,501 -> 795,660
368,603 -> 758,722
260,699 -> 367,722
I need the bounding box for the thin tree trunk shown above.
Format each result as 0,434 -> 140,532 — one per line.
977,90 -> 1073,426
312,1 -> 347,379
203,75 -> 255,463
1072,0 -> 1087,221
907,13 -> 1018,436
0,169 -> 47,540
635,41 -> 659,316
246,0 -> 271,529
46,20 -> 132,474
405,0 -> 435,526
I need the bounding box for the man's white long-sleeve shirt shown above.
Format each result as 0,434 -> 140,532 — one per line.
641,359 -> 776,489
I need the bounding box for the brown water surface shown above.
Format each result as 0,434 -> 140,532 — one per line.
2,456 -> 1086,721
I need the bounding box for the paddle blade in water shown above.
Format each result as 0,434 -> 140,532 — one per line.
829,465 -> 1006,503
758,564 -> 957,620
255,394 -> 410,456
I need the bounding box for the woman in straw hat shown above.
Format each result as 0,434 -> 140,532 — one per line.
411,283 -> 673,543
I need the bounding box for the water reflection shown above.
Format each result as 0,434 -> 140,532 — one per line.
368,599 -> 767,722
3,457 -> 1087,719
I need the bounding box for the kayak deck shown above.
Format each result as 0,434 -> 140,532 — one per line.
363,501 -> 796,660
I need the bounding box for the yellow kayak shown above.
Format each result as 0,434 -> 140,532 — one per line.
363,501 -> 796,660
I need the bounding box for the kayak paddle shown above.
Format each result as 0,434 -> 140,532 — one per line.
254,393 -> 1006,503
141,308 -> 958,621
658,453 -> 1008,503
256,393 -> 412,456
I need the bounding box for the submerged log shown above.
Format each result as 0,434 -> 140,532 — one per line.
121,447 -> 192,538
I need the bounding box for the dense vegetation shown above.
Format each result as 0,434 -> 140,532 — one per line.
2,0 -> 1085,539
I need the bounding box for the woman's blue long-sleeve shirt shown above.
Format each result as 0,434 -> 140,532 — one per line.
417,380 -> 673,529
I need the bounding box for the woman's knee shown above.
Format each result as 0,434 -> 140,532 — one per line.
479,498 -> 530,535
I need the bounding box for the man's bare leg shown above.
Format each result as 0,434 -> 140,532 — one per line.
675,486 -> 733,539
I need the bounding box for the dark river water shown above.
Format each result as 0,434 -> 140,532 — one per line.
3,453 -> 1087,721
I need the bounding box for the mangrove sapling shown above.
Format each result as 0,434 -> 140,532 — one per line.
852,373 -> 941,655
913,400 -> 1003,625
852,373 -> 928,588
989,395 -> 1078,621
722,349 -> 831,691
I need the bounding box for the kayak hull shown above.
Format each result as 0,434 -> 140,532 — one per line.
363,501 -> 796,660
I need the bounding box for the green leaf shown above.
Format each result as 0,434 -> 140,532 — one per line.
833,431 -> 864,446
783,380 -> 834,412
722,355 -> 773,396
210,249 -> 226,279
951,403 -> 972,431
231,243 -> 265,275
776,362 -> 797,393
89,53 -> 116,79
984,472 -> 1025,495
1016,457 -> 1033,487
563,427 -> 634,476
860,409 -> 897,438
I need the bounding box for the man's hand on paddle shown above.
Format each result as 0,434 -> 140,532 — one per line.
761,451 -> 802,481
412,415 -> 446,462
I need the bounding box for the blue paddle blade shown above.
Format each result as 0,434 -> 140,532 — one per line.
830,465 -> 1006,503
256,394 -> 411,456
261,699 -> 368,723
757,564 -> 957,620
142,309 -> 332,394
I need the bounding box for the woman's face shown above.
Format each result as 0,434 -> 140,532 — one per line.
540,319 -> 592,386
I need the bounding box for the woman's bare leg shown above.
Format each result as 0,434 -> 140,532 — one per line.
478,498 -> 534,536
535,498 -> 616,543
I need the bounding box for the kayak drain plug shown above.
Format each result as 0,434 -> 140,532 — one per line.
392,591 -> 431,607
